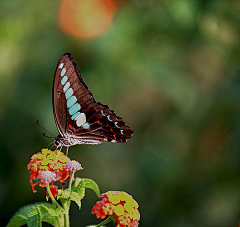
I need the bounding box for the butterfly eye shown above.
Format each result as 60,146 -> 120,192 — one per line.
54,138 -> 60,147
54,141 -> 59,146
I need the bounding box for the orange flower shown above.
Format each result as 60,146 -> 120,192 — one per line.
27,148 -> 71,196
92,191 -> 140,227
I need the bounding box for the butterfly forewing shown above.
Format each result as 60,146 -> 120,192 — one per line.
53,52 -> 133,145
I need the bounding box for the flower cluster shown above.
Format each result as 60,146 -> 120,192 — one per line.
92,191 -> 140,227
27,148 -> 71,196
37,171 -> 57,184
65,160 -> 83,173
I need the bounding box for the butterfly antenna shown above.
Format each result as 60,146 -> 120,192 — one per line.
36,120 -> 56,138
43,133 -> 54,139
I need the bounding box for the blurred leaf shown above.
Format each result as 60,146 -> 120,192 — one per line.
6,203 -> 51,227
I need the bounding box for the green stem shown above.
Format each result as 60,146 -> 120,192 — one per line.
63,203 -> 70,227
68,173 -> 74,194
65,172 -> 75,210
55,215 -> 61,227
95,216 -> 113,227
46,184 -> 67,227
61,173 -> 75,227
46,184 -> 63,211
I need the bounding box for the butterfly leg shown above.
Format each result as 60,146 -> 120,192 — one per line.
53,145 -> 63,165
66,146 -> 69,156
47,141 -> 54,150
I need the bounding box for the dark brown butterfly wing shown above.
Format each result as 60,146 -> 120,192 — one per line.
53,52 -> 133,144
53,53 -> 96,136
74,102 -> 133,143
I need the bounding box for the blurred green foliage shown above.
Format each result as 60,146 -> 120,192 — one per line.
1,0 -> 240,226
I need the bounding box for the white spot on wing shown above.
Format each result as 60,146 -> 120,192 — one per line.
75,113 -> 86,127
59,63 -> 64,69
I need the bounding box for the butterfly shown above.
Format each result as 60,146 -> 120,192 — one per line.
52,52 -> 133,149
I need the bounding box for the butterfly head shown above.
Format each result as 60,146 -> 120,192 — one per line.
54,135 -> 64,147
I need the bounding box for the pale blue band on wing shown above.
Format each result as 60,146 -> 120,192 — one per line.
61,76 -> 68,85
71,112 -> 80,120
60,68 -> 85,123
114,122 -> 119,128
65,88 -> 73,99
107,115 -> 112,121
67,96 -> 77,108
83,123 -> 90,129
120,130 -> 124,135
63,82 -> 70,92
61,68 -> 66,76
69,103 -> 81,115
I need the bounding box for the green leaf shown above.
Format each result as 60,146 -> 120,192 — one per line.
47,206 -> 61,216
37,204 -> 49,215
73,178 -> 100,198
70,191 -> 81,209
7,202 -> 60,227
73,177 -> 81,187
41,214 -> 56,227
39,203 -> 57,211
56,189 -> 63,199
72,178 -> 85,199
61,189 -> 71,199
82,178 -> 100,197
59,198 -> 68,209
39,204 -> 59,225
6,203 -> 50,227
6,215 -> 27,227
27,207 -> 41,227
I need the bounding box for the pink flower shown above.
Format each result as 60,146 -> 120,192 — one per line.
65,160 -> 83,173
37,171 -> 56,184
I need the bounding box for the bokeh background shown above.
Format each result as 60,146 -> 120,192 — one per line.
1,0 -> 240,226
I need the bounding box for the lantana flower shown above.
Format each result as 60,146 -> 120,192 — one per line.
92,191 -> 140,227
65,160 -> 83,173
37,171 -> 57,184
27,148 -> 71,196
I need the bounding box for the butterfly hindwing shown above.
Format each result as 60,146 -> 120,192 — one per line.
73,102 -> 133,143
53,52 -> 133,145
